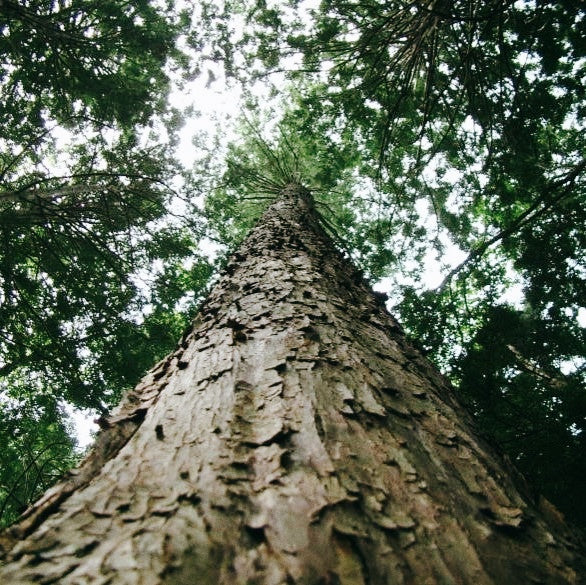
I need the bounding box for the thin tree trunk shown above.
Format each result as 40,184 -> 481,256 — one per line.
0,183 -> 583,584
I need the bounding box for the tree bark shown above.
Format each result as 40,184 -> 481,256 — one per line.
0,183 -> 583,584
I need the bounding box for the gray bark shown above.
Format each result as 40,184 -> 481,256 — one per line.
0,183 -> 583,584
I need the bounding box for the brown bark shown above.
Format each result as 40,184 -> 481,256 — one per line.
0,183 -> 583,584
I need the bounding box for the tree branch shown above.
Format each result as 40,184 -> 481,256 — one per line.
437,158 -> 586,290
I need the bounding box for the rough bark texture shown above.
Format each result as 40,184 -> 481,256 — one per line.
1,184 -> 583,584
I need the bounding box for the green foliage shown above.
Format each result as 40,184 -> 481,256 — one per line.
0,389 -> 78,529
0,0 -> 180,132
456,305 -> 586,523
0,0 -> 208,525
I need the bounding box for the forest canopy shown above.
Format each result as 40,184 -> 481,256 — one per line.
1,0 -> 584,531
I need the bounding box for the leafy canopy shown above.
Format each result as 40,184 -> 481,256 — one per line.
0,0 -> 211,527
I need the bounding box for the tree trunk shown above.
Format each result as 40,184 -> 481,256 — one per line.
1,183 -> 583,584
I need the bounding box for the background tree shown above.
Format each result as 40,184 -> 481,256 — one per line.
0,0 -> 213,527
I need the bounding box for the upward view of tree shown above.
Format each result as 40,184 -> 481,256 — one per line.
197,0 -> 586,527
0,0 -> 584,573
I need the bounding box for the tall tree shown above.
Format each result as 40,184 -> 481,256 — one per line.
0,183 -> 583,584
